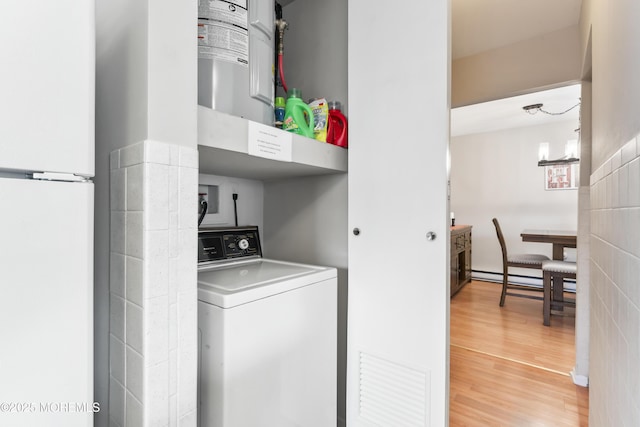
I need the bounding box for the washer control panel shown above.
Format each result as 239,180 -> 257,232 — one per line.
198,226 -> 262,264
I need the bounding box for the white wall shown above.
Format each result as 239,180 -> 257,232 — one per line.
581,1 -> 640,425
452,26 -> 581,108
198,174 -> 264,229
588,1 -> 640,167
95,0 -> 197,424
109,141 -> 199,426
281,0 -> 348,113
450,120 -> 579,277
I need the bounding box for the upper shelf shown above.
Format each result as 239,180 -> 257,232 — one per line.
198,106 -> 348,181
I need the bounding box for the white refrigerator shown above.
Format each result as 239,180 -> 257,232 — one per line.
0,1 -> 95,426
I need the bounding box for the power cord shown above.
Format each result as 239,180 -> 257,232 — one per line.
232,193 -> 238,227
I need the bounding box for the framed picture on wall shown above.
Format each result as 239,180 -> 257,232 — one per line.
545,164 -> 577,190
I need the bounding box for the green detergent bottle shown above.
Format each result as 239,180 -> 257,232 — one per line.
282,88 -> 315,138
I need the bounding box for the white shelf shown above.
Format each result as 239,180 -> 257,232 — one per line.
198,106 -> 347,181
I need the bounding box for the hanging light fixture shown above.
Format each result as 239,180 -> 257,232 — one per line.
523,102 -> 581,167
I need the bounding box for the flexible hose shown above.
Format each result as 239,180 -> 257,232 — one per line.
278,53 -> 288,94
276,19 -> 288,94
198,200 -> 208,227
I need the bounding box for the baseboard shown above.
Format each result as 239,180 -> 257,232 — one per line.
472,270 -> 576,292
571,369 -> 589,387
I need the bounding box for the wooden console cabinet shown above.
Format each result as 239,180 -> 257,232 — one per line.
451,225 -> 472,297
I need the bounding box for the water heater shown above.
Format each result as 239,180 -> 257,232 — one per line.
198,0 -> 275,125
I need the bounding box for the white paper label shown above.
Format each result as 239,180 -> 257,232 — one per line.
248,121 -> 293,162
198,0 -> 249,66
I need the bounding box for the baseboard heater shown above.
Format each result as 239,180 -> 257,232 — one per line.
472,270 -> 576,292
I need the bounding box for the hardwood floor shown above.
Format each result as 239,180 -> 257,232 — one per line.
449,280 -> 589,426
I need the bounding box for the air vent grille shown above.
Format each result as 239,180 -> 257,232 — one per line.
358,352 -> 429,426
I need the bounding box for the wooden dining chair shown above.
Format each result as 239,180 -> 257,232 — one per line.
542,260 -> 577,326
492,218 -> 550,306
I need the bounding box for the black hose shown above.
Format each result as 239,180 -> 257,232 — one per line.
198,200 -> 208,227
233,193 -> 238,227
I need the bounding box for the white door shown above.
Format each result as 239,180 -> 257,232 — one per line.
347,1 -> 450,426
0,177 -> 94,426
0,0 -> 94,176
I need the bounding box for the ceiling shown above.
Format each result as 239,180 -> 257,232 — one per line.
451,84 -> 582,137
452,0 -> 583,60
451,0 -> 583,136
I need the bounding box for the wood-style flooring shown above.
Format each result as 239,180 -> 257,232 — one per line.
449,280 -> 589,426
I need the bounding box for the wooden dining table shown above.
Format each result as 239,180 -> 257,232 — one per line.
521,229 -> 577,311
520,229 -> 577,260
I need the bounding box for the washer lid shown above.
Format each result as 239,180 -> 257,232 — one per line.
198,259 -> 336,308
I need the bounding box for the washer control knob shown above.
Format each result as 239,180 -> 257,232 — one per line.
237,238 -> 250,250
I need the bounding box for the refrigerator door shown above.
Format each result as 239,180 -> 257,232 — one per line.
0,0 -> 94,176
0,177 -> 93,426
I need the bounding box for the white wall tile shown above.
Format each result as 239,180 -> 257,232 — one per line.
144,230 -> 169,298
170,145 -> 180,167
126,256 -> 144,307
612,170 -> 620,208
604,157 -> 612,177
145,163 -> 170,230
606,174 -> 613,209
630,208 -> 640,258
108,378 -> 125,427
126,346 -> 144,403
145,140 -> 172,165
110,295 -> 125,342
127,164 -> 144,212
144,295 -> 169,367
110,253 -> 126,298
177,290 -> 198,417
169,227 -> 179,259
126,302 -> 144,355
110,335 -> 126,385
612,148 -> 622,171
110,150 -> 121,171
169,348 -> 178,395
110,211 -> 126,255
590,136 -> 640,427
178,290 -> 197,352
169,394 -> 178,427
111,168 -> 126,211
629,158 -> 640,207
110,141 -> 198,426
144,360 -> 170,427
179,147 -> 198,169
169,303 -> 178,350
177,229 -> 197,292
126,391 -> 144,427
169,258 -> 179,305
121,143 -> 144,168
627,253 -> 640,307
169,166 -> 179,213
619,165 -> 629,208
126,212 -> 144,259
178,409 -> 197,427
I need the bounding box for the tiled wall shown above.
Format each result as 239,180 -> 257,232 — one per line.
590,136 -> 640,425
109,141 -> 198,427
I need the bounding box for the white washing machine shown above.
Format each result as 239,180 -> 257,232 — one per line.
197,226 -> 337,427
